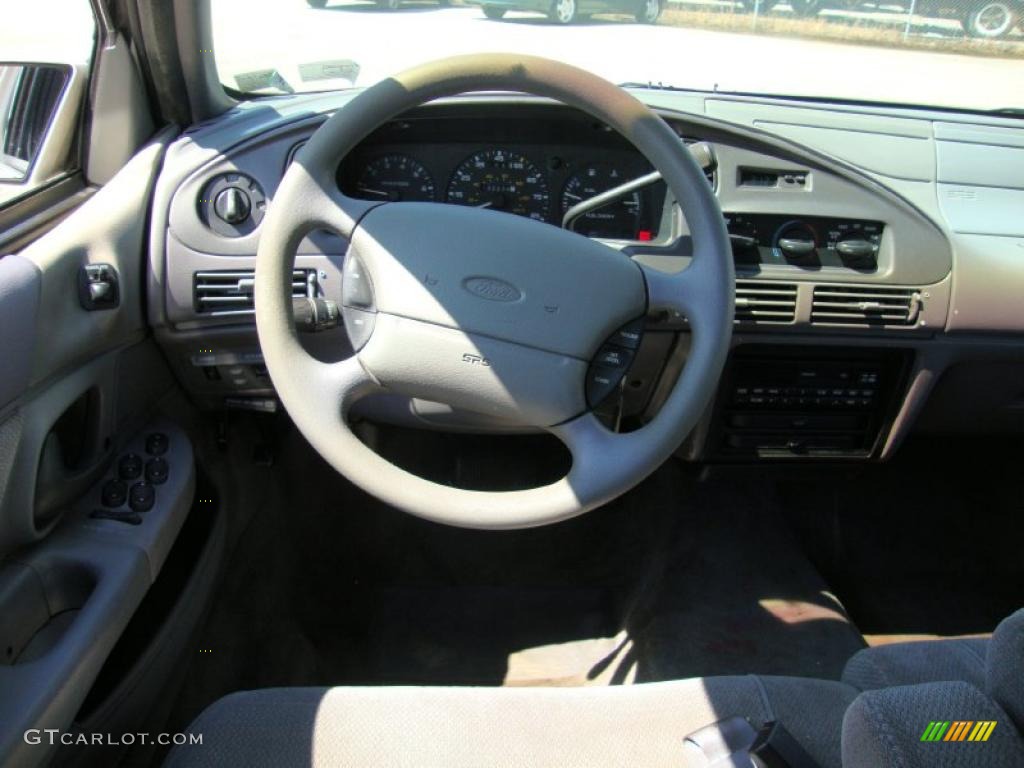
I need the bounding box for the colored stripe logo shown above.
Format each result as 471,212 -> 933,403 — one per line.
920,721 -> 997,742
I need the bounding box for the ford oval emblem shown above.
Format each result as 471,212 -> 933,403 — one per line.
462,276 -> 522,303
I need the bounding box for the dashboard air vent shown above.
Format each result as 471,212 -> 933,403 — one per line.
193,269 -> 314,315
811,286 -> 922,327
735,281 -> 797,325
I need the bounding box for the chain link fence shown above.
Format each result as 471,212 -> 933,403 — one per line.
661,0 -> 1023,55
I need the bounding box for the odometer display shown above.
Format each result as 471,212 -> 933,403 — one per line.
354,154 -> 436,202
446,149 -> 550,221
561,165 -> 643,239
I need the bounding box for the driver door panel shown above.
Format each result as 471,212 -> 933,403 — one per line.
0,130 -> 197,767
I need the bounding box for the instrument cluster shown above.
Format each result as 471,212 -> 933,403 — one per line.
338,138 -> 668,241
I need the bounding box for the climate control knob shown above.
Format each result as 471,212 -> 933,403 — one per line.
774,222 -> 818,265
835,232 -> 879,268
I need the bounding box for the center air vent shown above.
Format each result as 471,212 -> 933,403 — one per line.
735,281 -> 797,325
193,269 -> 314,315
811,286 -> 922,327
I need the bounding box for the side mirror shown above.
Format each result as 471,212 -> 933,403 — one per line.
0,63 -> 76,206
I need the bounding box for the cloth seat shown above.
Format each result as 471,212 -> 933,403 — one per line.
168,609 -> 1024,767
842,609 -> 1024,705
842,636 -> 989,691
165,675 -> 858,768
843,681 -> 1024,768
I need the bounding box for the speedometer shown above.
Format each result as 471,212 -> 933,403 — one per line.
561,165 -> 643,239
354,154 -> 435,202
446,149 -> 550,221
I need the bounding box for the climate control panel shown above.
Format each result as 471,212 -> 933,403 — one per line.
725,213 -> 884,271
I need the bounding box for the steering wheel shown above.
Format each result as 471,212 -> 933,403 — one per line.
255,54 -> 734,529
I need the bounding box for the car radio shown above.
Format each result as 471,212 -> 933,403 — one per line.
709,346 -> 911,459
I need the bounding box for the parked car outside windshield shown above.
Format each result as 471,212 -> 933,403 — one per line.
212,0 -> 1023,113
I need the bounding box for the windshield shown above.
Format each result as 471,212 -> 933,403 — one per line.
212,0 -> 1023,112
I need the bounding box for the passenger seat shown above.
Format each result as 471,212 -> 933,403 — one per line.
843,608 -> 1023,705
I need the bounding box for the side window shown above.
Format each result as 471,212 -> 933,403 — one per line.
0,2 -> 96,207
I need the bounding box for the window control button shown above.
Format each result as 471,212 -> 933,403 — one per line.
129,483 -> 156,513
145,457 -> 169,485
118,453 -> 143,480
101,479 -> 128,507
145,432 -> 169,455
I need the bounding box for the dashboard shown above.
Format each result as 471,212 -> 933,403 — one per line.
148,90 -> 1024,462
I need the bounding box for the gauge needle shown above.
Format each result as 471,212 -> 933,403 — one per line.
356,187 -> 389,198
475,201 -> 493,209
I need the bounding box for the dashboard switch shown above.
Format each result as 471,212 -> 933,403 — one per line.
586,369 -> 623,408
200,174 -> 265,237
585,323 -> 645,408
342,253 -> 375,309
610,319 -> 644,350
293,297 -> 340,332
594,344 -> 634,370
214,187 -> 251,225
343,307 -> 376,351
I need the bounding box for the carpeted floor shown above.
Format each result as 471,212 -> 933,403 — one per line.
624,471 -> 866,682
166,419 -> 870,735
777,435 -> 1024,638
165,422 -> 1024,740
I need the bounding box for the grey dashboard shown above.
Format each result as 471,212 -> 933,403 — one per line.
147,87 -> 1024,456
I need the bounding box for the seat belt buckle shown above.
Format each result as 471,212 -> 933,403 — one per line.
683,717 -> 822,768
749,721 -> 822,768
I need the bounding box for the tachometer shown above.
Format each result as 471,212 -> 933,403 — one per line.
446,149 -> 550,221
561,165 -> 643,239
354,154 -> 435,202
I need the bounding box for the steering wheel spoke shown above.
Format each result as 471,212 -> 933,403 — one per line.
278,162 -> 382,243
639,238 -> 732,334
321,355 -> 381,415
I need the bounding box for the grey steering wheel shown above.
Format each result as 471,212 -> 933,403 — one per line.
255,54 -> 734,529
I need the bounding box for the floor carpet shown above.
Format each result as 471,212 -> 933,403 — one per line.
166,420 -> 868,736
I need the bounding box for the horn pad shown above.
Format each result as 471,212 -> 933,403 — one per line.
341,202 -> 647,425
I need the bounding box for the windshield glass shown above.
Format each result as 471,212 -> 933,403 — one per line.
212,0 -> 1023,112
